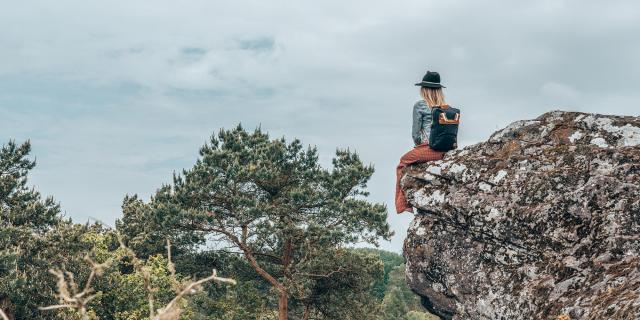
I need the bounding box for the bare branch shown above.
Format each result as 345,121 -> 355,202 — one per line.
39,233 -> 237,320
183,223 -> 286,292
39,255 -> 113,320
153,269 -> 236,320
0,308 -> 9,320
152,238 -> 236,320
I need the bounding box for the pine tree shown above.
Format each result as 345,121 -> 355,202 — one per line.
131,126 -> 392,320
0,141 -> 61,318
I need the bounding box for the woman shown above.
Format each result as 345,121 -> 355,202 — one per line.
395,70 -> 448,213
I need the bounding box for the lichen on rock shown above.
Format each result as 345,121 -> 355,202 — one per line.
402,111 -> 640,320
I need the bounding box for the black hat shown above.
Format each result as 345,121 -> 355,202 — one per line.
415,71 -> 446,88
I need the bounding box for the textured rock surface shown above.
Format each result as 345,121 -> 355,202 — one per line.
402,111 -> 640,320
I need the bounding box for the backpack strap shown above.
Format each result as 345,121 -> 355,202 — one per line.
439,112 -> 460,124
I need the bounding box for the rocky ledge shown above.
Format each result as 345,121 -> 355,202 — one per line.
402,111 -> 640,320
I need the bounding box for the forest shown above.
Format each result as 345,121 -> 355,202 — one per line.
0,126 -> 437,319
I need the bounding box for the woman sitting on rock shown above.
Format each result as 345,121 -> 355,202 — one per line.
396,70 -> 460,213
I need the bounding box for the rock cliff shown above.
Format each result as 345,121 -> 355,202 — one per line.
401,111 -> 640,320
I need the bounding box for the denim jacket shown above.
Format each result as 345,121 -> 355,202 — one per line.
412,100 -> 432,146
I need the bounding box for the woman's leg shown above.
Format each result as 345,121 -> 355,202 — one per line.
395,144 -> 445,213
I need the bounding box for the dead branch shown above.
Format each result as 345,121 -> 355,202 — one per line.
153,269 -> 236,320
0,308 -> 9,320
39,255 -> 112,320
40,233 -> 236,320
119,235 -> 236,320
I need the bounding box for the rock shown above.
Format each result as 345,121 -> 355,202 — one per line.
401,111 -> 640,320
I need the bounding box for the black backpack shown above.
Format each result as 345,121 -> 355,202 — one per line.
429,105 -> 460,152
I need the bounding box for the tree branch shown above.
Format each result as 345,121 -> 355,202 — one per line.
282,238 -> 293,280
298,266 -> 346,279
153,269 -> 236,320
39,255 -> 112,320
0,308 -> 10,320
190,224 -> 286,293
217,249 -> 283,263
302,304 -> 311,320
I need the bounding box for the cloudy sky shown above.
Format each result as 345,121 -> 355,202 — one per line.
2,0 -> 639,252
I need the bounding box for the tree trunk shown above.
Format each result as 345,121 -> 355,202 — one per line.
278,290 -> 288,320
279,237 -> 292,320
302,304 -> 311,320
202,225 -> 290,319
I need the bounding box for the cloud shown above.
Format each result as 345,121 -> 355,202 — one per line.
540,81 -> 580,101
1,0 -> 640,252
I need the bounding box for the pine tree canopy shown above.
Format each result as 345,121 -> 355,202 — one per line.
130,125 -> 393,319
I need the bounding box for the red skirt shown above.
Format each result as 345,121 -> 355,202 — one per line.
395,143 -> 445,213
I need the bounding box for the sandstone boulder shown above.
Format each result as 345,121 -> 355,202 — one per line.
402,111 -> 640,319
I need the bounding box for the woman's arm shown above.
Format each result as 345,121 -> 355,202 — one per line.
411,101 -> 425,145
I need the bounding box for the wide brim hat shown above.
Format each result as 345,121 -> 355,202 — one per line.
415,70 -> 446,88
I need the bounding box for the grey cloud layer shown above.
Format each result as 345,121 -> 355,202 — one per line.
1,0 -> 639,252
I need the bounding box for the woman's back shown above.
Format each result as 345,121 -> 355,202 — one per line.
396,70 -> 458,214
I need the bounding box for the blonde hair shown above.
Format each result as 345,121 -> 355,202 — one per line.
420,87 -> 446,107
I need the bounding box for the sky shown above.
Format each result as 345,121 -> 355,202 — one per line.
1,0 -> 640,252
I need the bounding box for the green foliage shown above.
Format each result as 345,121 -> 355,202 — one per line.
121,125 -> 393,318
0,135 -> 435,320
352,249 -> 437,320
103,254 -> 178,319
40,229 -> 224,320
382,287 -> 410,319
406,310 -> 440,320
355,248 -> 404,299
0,140 -> 81,318
380,264 -> 436,320
289,248 -> 384,319
116,194 -> 205,260
0,141 -> 223,319
0,141 -> 59,229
